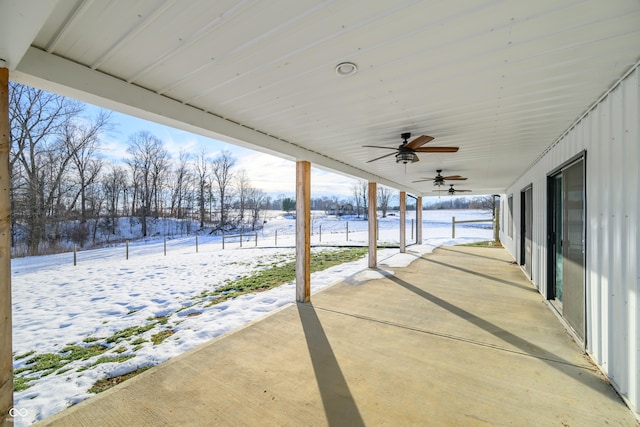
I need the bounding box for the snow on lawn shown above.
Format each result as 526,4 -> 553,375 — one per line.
11,210 -> 492,425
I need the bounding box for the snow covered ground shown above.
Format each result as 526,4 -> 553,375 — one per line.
10,209 -> 493,425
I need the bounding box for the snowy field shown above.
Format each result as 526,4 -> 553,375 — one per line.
10,209 -> 493,425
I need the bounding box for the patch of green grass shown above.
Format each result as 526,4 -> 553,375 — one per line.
151,329 -> 175,345
61,344 -> 109,360
205,247 -> 367,306
14,350 -> 35,360
114,347 -> 127,354
82,337 -> 99,343
131,338 -> 147,345
18,353 -> 65,375
15,344 -> 109,377
88,366 -> 152,394
457,240 -> 502,248
105,324 -> 155,343
93,355 -> 134,366
13,375 -> 32,392
147,315 -> 169,325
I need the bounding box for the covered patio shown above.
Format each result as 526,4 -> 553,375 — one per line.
1,1 -> 640,423
38,246 -> 636,426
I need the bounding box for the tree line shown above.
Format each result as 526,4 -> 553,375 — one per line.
9,83 -> 276,256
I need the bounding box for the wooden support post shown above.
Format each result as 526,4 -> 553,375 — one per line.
296,161 -> 311,303
0,64 -> 14,426
399,191 -> 406,253
494,205 -> 501,243
452,216 -> 456,239
368,182 -> 377,268
416,196 -> 423,243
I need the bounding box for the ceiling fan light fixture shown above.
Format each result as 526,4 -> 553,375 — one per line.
395,151 -> 417,164
335,62 -> 357,77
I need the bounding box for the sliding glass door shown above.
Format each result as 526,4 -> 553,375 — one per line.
548,158 -> 585,340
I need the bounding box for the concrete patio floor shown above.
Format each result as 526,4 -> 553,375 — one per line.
39,246 -> 638,426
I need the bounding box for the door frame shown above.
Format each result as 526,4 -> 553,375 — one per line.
520,185 -> 533,278
546,152 -> 587,345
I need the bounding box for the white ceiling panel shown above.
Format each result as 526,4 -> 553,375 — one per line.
4,0 -> 639,195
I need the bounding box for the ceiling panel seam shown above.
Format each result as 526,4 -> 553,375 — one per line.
45,0 -> 94,52
91,0 -> 177,70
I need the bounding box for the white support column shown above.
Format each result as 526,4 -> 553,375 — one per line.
368,182 -> 377,268
416,196 -> 423,244
296,161 -> 311,303
0,64 -> 13,426
400,191 -> 406,253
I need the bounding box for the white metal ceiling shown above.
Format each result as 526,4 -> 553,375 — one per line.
3,0 -> 640,195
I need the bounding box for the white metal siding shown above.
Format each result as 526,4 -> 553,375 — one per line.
501,65 -> 640,414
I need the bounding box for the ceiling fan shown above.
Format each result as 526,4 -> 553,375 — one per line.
413,169 -> 467,186
444,184 -> 472,195
363,133 -> 459,164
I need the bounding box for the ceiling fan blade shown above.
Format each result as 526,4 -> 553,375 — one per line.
413,147 -> 459,153
443,176 -> 467,180
412,178 -> 435,183
405,135 -> 434,150
366,151 -> 396,163
362,145 -> 398,150
456,190 -> 472,192
413,154 -> 420,162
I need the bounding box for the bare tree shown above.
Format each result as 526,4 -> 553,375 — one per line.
352,180 -> 368,218
378,186 -> 392,218
193,149 -> 210,228
102,165 -> 128,236
126,131 -> 168,237
471,195 -> 499,217
169,150 -> 192,220
63,111 -> 111,222
247,187 -> 268,230
211,150 -> 236,230
9,82 -> 84,254
235,169 -> 251,229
